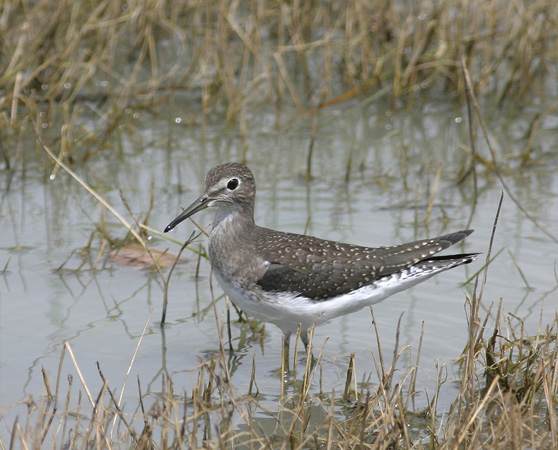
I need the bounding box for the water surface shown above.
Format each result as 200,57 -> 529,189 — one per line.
1,99 -> 557,434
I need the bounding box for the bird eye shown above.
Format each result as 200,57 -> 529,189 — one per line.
227,178 -> 239,190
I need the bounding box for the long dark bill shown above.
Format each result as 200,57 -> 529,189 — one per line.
164,195 -> 210,233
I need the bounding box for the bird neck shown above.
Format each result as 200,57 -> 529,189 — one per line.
209,205 -> 257,268
212,204 -> 255,232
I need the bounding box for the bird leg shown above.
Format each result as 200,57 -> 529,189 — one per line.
282,329 -> 316,374
281,333 -> 291,373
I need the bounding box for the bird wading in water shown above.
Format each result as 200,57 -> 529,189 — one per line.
165,163 -> 478,364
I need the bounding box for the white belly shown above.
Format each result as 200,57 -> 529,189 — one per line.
212,265 -> 438,337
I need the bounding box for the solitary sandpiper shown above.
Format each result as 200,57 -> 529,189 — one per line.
165,163 -> 477,358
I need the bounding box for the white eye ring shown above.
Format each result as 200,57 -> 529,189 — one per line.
227,178 -> 239,190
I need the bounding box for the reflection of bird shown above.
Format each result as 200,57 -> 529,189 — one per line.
165,163 -> 477,361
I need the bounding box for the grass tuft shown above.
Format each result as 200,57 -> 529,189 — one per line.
2,303 -> 556,449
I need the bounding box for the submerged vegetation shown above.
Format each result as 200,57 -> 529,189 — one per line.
1,0 -> 558,448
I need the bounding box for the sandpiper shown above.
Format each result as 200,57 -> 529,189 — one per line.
165,163 -> 477,359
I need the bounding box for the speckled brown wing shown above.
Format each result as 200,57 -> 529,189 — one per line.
255,229 -> 474,300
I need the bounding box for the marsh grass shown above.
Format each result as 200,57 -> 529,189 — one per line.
2,300 -> 557,449
2,0 -> 557,160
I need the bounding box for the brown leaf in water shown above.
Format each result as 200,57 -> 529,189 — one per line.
109,242 -> 186,268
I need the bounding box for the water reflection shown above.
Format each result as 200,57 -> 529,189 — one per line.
1,100 -> 557,424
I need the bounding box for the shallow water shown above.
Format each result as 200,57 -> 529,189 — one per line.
1,98 -> 557,436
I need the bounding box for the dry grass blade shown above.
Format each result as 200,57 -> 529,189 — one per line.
37,137 -> 147,250
117,312 -> 151,408
162,231 -> 199,324
65,342 -> 95,408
